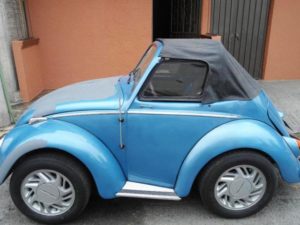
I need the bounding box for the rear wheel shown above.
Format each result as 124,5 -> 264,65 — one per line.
10,152 -> 91,224
199,151 -> 277,218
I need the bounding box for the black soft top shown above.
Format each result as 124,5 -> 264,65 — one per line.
157,39 -> 261,104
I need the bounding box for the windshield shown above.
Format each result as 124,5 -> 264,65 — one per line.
132,44 -> 158,89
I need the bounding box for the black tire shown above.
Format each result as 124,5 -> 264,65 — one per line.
199,151 -> 278,218
10,152 -> 92,224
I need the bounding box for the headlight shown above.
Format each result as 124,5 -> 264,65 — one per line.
0,136 -> 4,148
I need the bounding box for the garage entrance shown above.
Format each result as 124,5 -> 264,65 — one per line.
210,0 -> 271,79
153,0 -> 202,39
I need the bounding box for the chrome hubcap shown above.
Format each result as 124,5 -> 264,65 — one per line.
214,165 -> 266,210
21,169 -> 75,216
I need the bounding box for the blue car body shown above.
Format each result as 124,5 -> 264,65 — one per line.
0,40 -> 300,200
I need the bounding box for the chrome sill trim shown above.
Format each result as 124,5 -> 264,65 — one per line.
49,110 -> 120,118
127,109 -> 239,119
116,181 -> 181,201
116,192 -> 181,201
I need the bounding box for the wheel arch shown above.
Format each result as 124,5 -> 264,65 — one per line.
10,148 -> 97,192
195,148 -> 277,186
197,149 -> 278,218
174,119 -> 300,197
0,120 -> 126,199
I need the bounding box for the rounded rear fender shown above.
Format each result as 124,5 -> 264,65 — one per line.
175,119 -> 300,197
0,119 -> 125,199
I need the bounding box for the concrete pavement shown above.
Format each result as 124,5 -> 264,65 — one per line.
1,179 -> 300,225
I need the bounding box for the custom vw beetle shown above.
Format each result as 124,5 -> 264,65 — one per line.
1,39 -> 300,224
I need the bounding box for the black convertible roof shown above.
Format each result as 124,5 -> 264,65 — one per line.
157,39 -> 261,103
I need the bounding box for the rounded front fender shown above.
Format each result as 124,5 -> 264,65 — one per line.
0,119 -> 125,199
175,119 -> 300,197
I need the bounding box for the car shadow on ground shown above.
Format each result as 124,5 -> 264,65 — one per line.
1,178 -> 300,225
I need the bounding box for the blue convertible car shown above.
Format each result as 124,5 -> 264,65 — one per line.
0,39 -> 300,223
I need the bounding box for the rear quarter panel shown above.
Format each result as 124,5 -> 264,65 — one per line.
175,119 -> 300,197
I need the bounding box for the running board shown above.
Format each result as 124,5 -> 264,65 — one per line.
116,181 -> 181,201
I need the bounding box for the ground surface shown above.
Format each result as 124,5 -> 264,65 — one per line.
0,80 -> 300,224
261,80 -> 300,133
1,179 -> 300,225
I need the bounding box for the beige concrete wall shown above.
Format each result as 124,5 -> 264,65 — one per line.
12,39 -> 44,102
263,0 -> 300,80
25,0 -> 152,91
14,0 -> 299,102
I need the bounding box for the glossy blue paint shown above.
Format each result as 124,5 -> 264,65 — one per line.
283,136 -> 300,158
1,40 -> 299,202
57,114 -> 127,173
0,120 -> 125,199
130,92 -> 271,124
15,108 -> 34,126
175,119 -> 300,197
265,90 -> 290,136
125,106 -> 234,187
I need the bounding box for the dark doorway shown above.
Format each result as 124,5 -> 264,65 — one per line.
153,0 -> 202,40
210,0 -> 271,79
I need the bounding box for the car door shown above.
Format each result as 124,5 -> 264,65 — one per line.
125,59 -> 233,188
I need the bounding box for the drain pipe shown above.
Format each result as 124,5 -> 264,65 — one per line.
0,65 -> 15,124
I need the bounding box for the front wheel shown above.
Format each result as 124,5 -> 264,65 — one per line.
199,151 -> 278,218
10,152 -> 91,224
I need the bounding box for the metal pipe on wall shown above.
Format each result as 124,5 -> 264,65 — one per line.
0,65 -> 13,127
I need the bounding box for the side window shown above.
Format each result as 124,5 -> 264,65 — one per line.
139,60 -> 208,101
